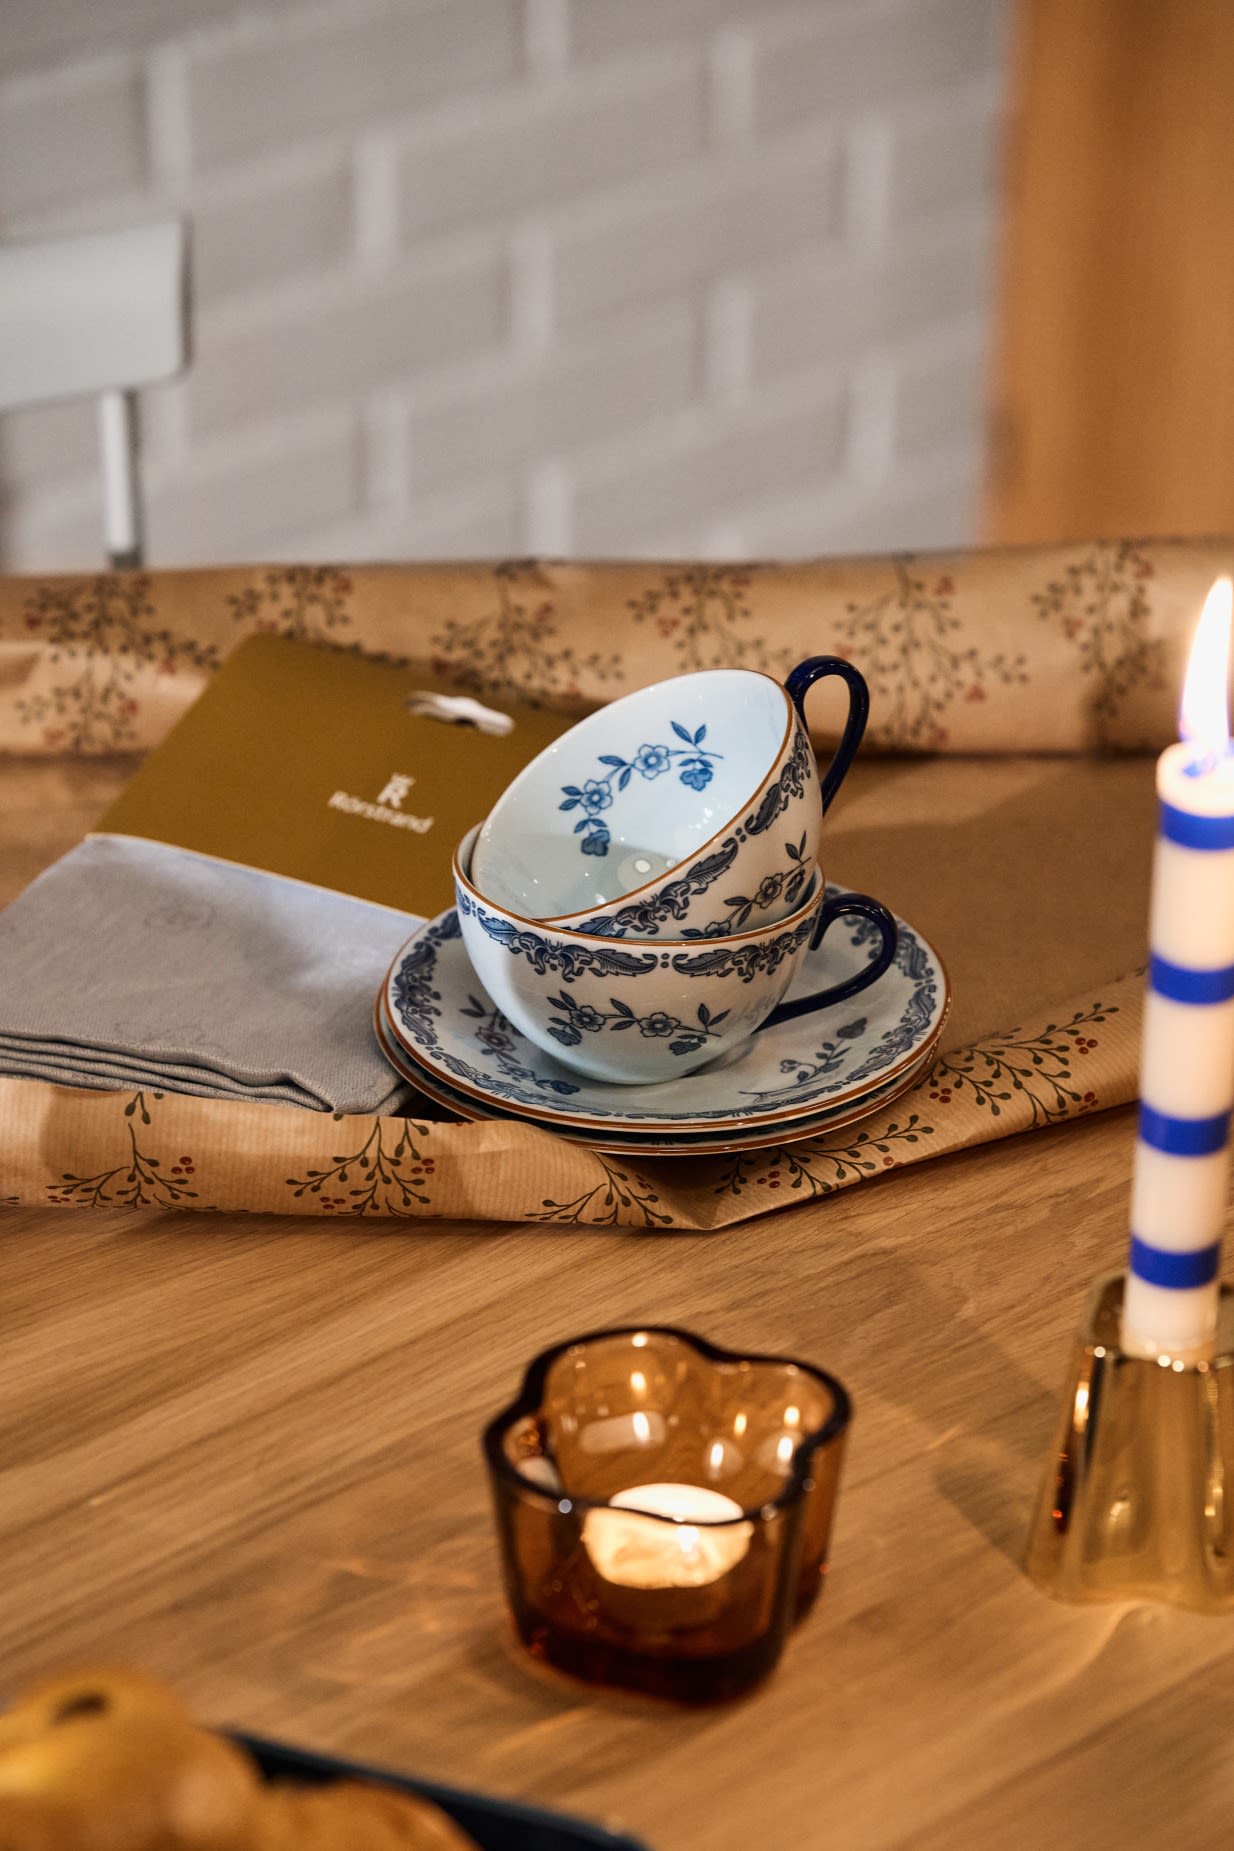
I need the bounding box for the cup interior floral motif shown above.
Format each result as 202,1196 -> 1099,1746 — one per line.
483,1326 -> 852,1702
471,668 -> 806,921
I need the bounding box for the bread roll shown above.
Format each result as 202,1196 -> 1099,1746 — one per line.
0,1667 -> 258,1849
0,1668 -> 477,1850
255,1780 -> 478,1849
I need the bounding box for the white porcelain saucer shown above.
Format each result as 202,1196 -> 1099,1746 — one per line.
379,891 -> 949,1136
374,994 -> 940,1155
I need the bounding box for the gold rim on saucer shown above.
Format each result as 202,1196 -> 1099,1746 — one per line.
377,911 -> 951,1137
374,994 -> 943,1157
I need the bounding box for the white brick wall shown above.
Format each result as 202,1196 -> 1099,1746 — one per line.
0,0 -> 1009,569
394,51 -> 707,242
0,57 -> 147,218
748,0 -> 1004,134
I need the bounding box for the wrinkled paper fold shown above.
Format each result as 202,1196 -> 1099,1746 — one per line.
0,967 -> 1140,1227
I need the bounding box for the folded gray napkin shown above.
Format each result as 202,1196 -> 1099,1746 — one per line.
0,834 -> 424,1113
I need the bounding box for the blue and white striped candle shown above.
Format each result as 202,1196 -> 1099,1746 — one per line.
1125,577 -> 1234,1359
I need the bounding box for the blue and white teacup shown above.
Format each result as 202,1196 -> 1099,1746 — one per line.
454,826 -> 897,1085
469,658 -> 869,939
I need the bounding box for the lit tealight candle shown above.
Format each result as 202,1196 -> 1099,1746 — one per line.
581,1483 -> 753,1589
1124,576 -> 1234,1360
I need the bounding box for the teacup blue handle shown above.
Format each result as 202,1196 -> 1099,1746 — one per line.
759,894 -> 898,1031
784,656 -> 870,814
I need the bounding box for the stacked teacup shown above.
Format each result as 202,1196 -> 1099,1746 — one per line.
451,658 -> 899,1088
378,657 -> 950,1149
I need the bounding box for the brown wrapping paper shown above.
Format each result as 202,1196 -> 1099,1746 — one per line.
0,539 -> 1222,1226
2,539 -> 1232,760
0,972 -> 1142,1228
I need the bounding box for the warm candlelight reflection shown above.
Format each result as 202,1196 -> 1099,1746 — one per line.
581,1484 -> 753,1589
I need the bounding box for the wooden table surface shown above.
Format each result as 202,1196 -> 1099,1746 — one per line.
3,753 -> 1234,1851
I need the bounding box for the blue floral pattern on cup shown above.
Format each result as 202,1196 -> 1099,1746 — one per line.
569,727 -> 813,935
559,721 -> 723,858
456,886 -> 659,982
386,893 -> 944,1125
681,833 -> 810,938
547,994 -> 730,1058
670,908 -> 815,982
456,877 -> 813,986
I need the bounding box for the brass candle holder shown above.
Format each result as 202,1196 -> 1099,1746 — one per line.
1025,1271 -> 1234,1611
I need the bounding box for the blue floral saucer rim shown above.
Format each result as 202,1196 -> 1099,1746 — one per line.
374,997 -> 939,1155
380,886 -> 949,1133
378,1014 -> 935,1155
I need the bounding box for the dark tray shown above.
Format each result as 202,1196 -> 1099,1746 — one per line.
232,1732 -> 652,1851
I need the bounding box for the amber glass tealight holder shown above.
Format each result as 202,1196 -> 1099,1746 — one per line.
482,1326 -> 852,1703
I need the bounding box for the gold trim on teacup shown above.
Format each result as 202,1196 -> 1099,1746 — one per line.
453,821 -> 825,950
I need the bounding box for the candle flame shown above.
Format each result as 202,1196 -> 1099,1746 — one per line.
1179,576 -> 1233,753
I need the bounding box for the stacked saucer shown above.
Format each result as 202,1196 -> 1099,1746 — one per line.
376,656 -> 950,1154
376,892 -> 949,1155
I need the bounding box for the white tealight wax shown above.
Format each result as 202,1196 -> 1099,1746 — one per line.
580,1482 -> 753,1589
